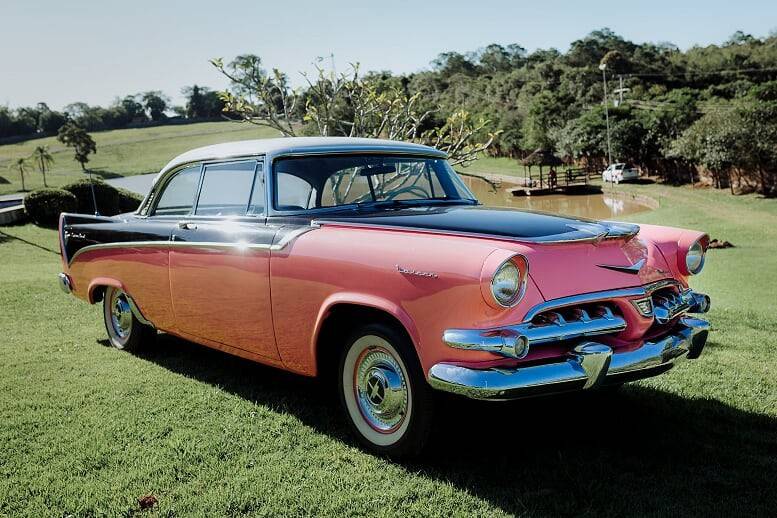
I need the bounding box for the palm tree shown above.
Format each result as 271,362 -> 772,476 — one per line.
30,145 -> 54,187
10,157 -> 30,191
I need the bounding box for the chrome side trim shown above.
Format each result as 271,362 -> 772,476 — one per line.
67,228 -> 316,266
274,226 -> 316,249
429,317 -> 710,400
596,258 -> 646,274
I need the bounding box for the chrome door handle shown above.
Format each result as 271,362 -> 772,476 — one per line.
177,221 -> 198,230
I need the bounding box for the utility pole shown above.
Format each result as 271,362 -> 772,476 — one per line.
598,63 -> 613,168
613,75 -> 630,107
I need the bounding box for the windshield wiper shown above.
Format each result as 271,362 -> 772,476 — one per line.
354,199 -> 404,211
354,198 -> 477,211
390,198 -> 478,207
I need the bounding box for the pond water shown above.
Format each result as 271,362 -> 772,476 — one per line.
462,176 -> 650,220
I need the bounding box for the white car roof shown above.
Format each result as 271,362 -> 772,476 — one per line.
158,136 -> 446,177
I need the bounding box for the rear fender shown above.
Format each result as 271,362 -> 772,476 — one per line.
87,277 -> 126,304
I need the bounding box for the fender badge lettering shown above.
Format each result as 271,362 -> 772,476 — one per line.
396,265 -> 438,278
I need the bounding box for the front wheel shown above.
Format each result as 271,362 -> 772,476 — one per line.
102,286 -> 155,352
338,323 -> 434,458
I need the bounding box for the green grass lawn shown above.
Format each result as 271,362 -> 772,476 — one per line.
0,122 -> 279,195
1,159 -> 777,514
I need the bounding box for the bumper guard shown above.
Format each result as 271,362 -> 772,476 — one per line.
428,316 -> 710,400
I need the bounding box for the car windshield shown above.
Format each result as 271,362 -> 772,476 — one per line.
273,154 -> 477,212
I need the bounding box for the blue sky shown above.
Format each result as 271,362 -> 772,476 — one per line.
3,0 -> 776,110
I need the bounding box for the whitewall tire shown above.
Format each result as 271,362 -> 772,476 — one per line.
102,287 -> 155,352
338,323 -> 434,457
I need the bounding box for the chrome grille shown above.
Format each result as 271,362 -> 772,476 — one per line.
527,304 -> 626,345
651,287 -> 693,324
443,303 -> 626,359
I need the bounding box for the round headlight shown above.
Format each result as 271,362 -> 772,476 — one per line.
686,239 -> 706,275
491,259 -> 524,307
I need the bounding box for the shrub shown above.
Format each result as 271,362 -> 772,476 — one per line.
61,178 -> 120,215
23,188 -> 77,227
116,187 -> 144,213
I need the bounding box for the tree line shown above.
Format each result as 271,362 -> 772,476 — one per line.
211,29 -> 777,195
4,28 -> 777,195
0,86 -> 227,140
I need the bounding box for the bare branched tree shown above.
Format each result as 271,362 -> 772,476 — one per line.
211,57 -> 499,167
210,56 -> 300,136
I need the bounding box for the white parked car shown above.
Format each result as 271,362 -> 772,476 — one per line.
602,163 -> 640,183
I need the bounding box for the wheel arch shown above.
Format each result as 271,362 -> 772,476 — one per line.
87,277 -> 125,304
312,294 -> 421,379
88,279 -> 154,328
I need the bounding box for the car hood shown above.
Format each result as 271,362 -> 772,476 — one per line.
314,205 -> 639,244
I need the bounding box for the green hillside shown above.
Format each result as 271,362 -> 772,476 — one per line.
0,122 -> 279,195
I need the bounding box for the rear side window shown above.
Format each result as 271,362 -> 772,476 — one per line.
154,165 -> 201,216
247,163 -> 265,215
195,161 -> 258,216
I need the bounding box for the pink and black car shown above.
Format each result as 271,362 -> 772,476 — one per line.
57,138 -> 711,456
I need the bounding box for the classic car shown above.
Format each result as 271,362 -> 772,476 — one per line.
602,163 -> 640,183
57,137 -> 711,456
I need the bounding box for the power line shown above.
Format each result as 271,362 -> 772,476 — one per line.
621,66 -> 777,78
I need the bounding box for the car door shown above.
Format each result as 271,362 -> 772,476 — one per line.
168,159 -> 281,359
130,163 -> 205,331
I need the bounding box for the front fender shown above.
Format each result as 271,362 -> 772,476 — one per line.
638,224 -> 709,282
310,292 -> 422,374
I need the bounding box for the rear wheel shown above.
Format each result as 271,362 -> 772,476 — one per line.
338,323 -> 434,458
102,286 -> 155,352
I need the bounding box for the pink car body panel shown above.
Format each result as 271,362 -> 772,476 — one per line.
61,213 -> 707,380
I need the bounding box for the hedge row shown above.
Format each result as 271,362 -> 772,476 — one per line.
24,178 -> 145,227
61,178 -> 143,215
23,189 -> 77,227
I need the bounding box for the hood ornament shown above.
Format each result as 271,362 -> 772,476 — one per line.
596,258 -> 646,274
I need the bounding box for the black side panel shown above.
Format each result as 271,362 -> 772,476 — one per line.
61,213 -> 172,264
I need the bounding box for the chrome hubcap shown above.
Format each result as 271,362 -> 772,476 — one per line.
110,291 -> 132,339
354,347 -> 408,433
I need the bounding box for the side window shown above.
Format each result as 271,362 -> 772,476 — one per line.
195,161 -> 257,216
247,163 -> 265,215
153,165 -> 201,216
276,172 -> 315,210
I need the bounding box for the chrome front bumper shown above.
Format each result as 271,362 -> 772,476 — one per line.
428,316 -> 710,400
